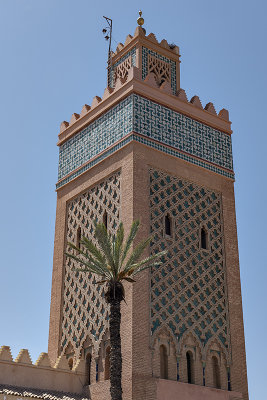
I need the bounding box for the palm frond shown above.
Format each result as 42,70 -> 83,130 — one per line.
123,236 -> 151,273
66,242 -> 110,277
80,236 -> 107,266
65,252 -> 112,278
122,277 -> 136,283
65,220 -> 165,293
113,223 -> 124,274
120,220 -> 140,265
94,224 -> 115,273
128,251 -> 167,273
132,260 -> 163,276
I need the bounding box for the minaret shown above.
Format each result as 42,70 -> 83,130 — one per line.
48,13 -> 248,400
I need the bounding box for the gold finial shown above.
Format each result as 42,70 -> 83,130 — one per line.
137,10 -> 144,26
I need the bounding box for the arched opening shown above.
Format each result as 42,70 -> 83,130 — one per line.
86,353 -> 92,385
105,346 -> 111,380
68,357 -> 73,370
165,215 -> 171,236
76,227 -> 81,249
103,212 -> 108,229
200,227 -> 208,249
186,351 -> 194,384
212,356 -> 221,389
160,344 -> 168,379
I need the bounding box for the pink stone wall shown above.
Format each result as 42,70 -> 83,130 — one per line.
156,379 -> 243,400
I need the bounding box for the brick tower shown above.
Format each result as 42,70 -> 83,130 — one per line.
48,19 -> 249,400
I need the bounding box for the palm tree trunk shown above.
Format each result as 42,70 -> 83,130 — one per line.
109,298 -> 122,400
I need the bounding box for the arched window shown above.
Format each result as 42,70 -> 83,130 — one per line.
212,356 -> 221,389
186,351 -> 194,384
105,346 -> 111,380
76,227 -> 81,249
165,215 -> 171,236
160,344 -> 168,379
86,353 -> 92,385
200,227 -> 208,249
103,212 -> 108,229
68,357 -> 73,370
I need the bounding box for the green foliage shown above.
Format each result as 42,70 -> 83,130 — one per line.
65,220 -> 165,284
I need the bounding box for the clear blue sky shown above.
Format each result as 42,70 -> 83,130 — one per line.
0,1 -> 266,398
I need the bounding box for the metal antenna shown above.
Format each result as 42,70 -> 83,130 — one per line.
102,16 -> 113,86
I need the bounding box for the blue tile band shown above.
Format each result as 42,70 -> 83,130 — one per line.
57,94 -> 234,189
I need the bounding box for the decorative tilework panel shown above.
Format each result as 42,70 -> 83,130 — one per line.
57,95 -> 234,188
58,96 -> 133,180
109,47 -> 136,87
142,47 -> 177,94
132,134 -> 235,180
149,169 -> 230,357
56,133 -> 234,190
56,135 -> 133,189
61,172 -> 121,358
133,95 -> 233,171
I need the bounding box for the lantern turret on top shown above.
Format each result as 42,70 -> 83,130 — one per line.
109,20 -> 180,93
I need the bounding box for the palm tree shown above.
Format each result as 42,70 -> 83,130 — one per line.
65,220 -> 165,400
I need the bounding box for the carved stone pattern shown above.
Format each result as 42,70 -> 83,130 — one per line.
148,54 -> 171,86
114,56 -> 132,83
109,47 -> 136,88
150,169 -> 230,361
61,172 -> 121,359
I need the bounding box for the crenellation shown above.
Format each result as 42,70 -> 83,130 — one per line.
80,104 -> 91,117
124,34 -> 133,46
15,349 -> 32,365
59,65 -> 230,137
0,346 -> 13,362
0,347 -> 87,395
159,79 -> 172,95
116,43 -> 124,52
205,102 -> 217,115
146,32 -> 158,43
60,121 -> 69,133
113,76 -> 126,91
190,95 -> 203,109
144,71 -> 159,87
91,96 -> 102,109
160,38 -> 169,49
134,25 -> 145,38
102,86 -> 114,100
35,352 -> 51,368
57,26 -> 231,141
70,113 -> 80,125
219,108 -> 230,121
177,88 -> 188,102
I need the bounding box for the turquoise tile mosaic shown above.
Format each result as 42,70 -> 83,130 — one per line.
142,47 -> 177,95
133,95 -> 233,171
57,94 -> 234,189
132,134 -> 234,180
58,96 -> 133,181
109,47 -> 136,87
57,135 -> 133,189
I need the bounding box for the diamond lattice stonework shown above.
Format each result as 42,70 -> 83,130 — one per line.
61,172 -> 121,358
149,169 -> 230,359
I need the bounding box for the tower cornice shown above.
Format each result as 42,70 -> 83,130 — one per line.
58,67 -> 231,147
